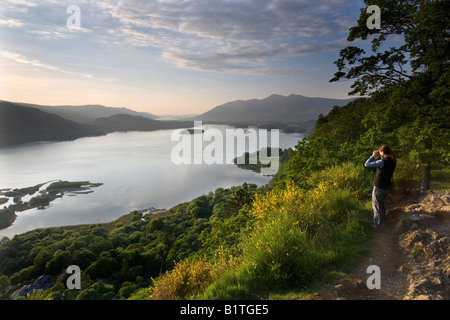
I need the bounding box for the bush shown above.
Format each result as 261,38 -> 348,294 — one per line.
29,194 -> 52,207
150,259 -> 217,300
202,172 -> 368,298
306,162 -> 372,201
151,246 -> 240,300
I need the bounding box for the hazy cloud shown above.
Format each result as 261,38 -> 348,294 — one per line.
1,0 -> 362,75
0,19 -> 24,27
0,50 -> 93,78
97,0 -> 360,74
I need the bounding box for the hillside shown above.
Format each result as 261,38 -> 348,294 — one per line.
197,94 -> 355,123
88,114 -> 191,134
0,0 -> 447,304
0,101 -> 192,147
12,101 -> 157,123
0,101 -> 98,147
0,95 -> 340,147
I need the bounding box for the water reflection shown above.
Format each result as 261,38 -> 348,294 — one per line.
0,126 -> 303,238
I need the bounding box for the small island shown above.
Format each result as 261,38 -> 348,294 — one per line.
233,148 -> 289,175
0,180 -> 102,230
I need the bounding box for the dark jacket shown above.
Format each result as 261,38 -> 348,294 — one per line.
373,157 -> 396,190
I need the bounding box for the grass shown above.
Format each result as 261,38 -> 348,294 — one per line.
145,162 -> 376,300
199,182 -> 373,299
430,167 -> 450,192
406,167 -> 450,192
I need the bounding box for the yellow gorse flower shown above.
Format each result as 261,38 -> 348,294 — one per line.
250,181 -> 305,220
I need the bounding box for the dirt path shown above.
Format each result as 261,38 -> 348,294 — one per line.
312,187 -> 450,300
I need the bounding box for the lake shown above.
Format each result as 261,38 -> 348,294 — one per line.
0,125 -> 304,238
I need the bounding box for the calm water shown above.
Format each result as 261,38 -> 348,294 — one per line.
0,125 -> 304,238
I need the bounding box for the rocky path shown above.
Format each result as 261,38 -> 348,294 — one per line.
313,188 -> 450,300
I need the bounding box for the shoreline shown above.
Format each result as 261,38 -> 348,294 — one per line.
0,149 -> 274,237
0,180 -> 103,231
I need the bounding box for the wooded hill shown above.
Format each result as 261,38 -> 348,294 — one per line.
0,101 -> 191,147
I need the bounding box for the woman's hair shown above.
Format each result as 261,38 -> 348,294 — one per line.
379,145 -> 396,161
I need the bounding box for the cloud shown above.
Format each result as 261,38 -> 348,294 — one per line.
1,0 -> 363,75
0,19 -> 24,27
96,0 -> 361,74
0,50 -> 93,78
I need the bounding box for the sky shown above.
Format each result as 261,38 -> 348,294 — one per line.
0,0 -> 368,115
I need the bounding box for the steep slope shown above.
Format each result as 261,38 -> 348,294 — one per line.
198,94 -> 355,123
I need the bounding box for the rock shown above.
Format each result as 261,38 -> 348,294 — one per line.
425,237 -> 449,258
332,278 -> 364,300
0,236 -> 9,245
400,231 -> 426,251
413,294 -> 431,300
404,191 -> 450,215
419,214 -> 439,227
443,264 -> 450,278
395,217 -> 411,235
395,214 -> 439,238
396,190 -> 450,300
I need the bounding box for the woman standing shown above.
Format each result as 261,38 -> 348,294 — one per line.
364,145 -> 396,231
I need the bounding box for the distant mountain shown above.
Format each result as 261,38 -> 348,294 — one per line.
155,114 -> 200,121
0,101 -> 98,146
197,94 -> 355,123
88,114 -> 191,134
0,101 -> 191,147
10,101 -> 157,123
0,94 -> 355,147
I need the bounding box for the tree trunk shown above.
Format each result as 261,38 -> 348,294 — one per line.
421,164 -> 431,191
421,138 -> 433,191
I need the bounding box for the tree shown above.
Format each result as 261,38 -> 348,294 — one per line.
330,0 -> 449,190
224,185 -> 251,218
45,250 -> 72,274
0,275 -> 10,292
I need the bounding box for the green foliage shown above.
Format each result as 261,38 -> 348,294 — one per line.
0,207 -> 16,230
4,185 -> 41,198
276,98 -> 375,187
47,181 -> 83,190
0,184 -> 262,299
330,0 -> 449,189
199,205 -> 252,259
0,275 -> 10,299
29,194 -> 52,207
200,171 -> 371,299
307,162 -> 373,201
